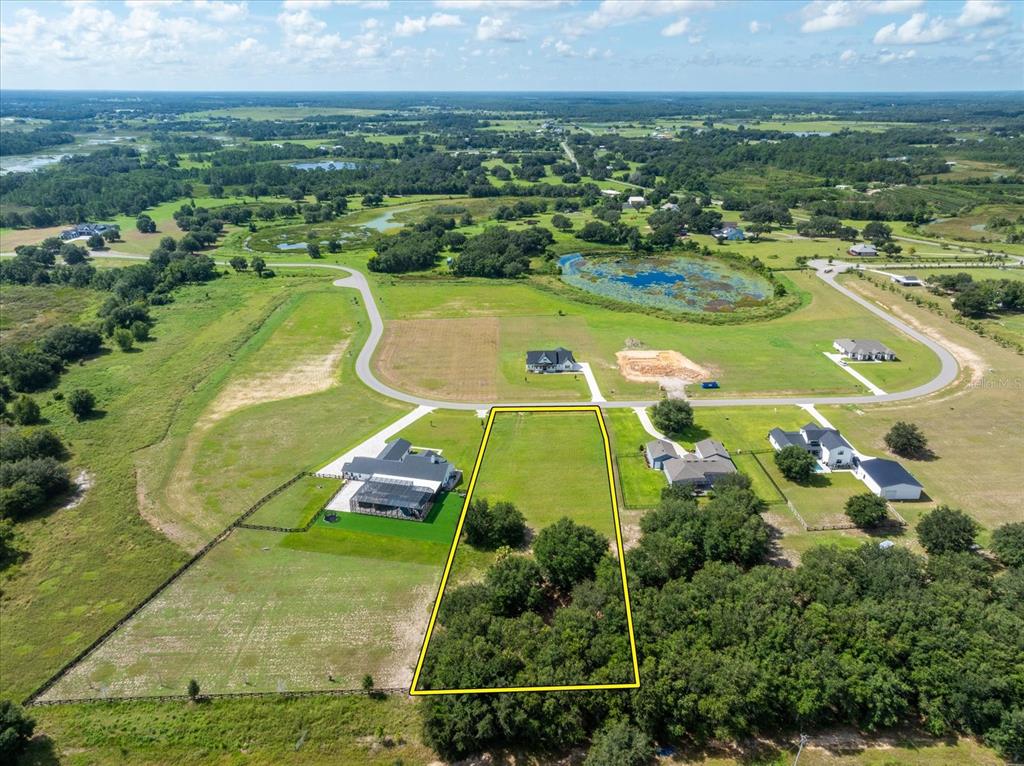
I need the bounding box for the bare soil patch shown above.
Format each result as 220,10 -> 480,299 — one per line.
375,317 -> 500,401
616,349 -> 713,397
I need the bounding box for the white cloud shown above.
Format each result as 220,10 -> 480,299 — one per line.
874,12 -> 955,44
192,1 -> 248,22
799,0 -> 924,34
878,47 -> 917,63
957,0 -> 1010,27
839,48 -> 857,62
662,18 -> 691,37
748,20 -> 770,33
476,15 -> 524,41
582,0 -> 714,31
428,12 -> 463,27
394,16 -> 428,36
436,1 -> 568,8
231,36 -> 259,53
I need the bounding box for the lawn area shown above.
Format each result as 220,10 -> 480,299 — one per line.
319,491 -> 464,546
369,266 -> 940,402
473,410 -> 616,538
243,475 -> 342,528
672,405 -> 810,453
394,408 -> 486,480
761,460 -> 871,528
0,283 -> 104,346
604,408 -> 665,509
42,526 -> 447,700
822,276 -> 1024,539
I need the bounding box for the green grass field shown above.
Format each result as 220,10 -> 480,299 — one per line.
243,475 -> 342,528
0,283 -> 103,346
42,526 -> 447,700
368,266 -> 941,401
604,409 -> 665,509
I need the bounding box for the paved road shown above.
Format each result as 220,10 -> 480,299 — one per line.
7,250 -> 961,412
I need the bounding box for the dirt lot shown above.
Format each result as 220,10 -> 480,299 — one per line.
374,317 -> 500,401
616,349 -> 714,397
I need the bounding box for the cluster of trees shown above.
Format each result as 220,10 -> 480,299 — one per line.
648,399 -> 693,438
0,147 -> 186,226
0,425 -> 70,522
462,498 -> 526,549
452,225 -> 553,278
576,220 -> 643,248
423,483 -> 1024,763
366,214 -> 458,273
774,444 -> 819,483
927,272 -> 1024,318
0,126 -> 75,156
796,214 -> 859,240
0,323 -> 102,393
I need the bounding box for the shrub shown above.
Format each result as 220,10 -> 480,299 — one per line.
585,719 -> 652,766
648,399 -> 693,438
774,445 -> 817,483
917,505 -> 978,555
991,522 -> 1024,569
38,324 -> 102,363
845,493 -> 888,527
485,555 -> 545,616
130,321 -> 150,342
113,327 -> 134,352
0,700 -> 35,763
10,396 -> 40,425
67,388 -> 96,420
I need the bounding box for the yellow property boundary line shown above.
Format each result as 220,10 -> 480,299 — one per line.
409,404 -> 641,695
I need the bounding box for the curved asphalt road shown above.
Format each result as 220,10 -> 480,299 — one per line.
15,250 -> 960,412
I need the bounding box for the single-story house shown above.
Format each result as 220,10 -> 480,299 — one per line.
627,195 -> 647,208
660,439 -> 737,491
892,274 -> 924,287
60,223 -> 117,241
660,202 -> 680,212
768,423 -> 854,468
833,338 -> 897,361
645,439 -> 679,470
341,438 -> 459,520
526,347 -> 581,373
711,223 -> 745,242
855,457 -> 923,501
847,243 -> 877,257
600,189 -> 620,197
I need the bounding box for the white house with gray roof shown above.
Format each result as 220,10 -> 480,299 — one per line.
769,423 -> 854,468
644,439 -> 679,470
833,338 -> 896,361
525,348 -> 581,373
647,438 -> 737,491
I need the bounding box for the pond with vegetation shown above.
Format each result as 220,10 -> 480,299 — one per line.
558,253 -> 772,313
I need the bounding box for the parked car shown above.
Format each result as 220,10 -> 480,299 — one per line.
701,381 -> 720,389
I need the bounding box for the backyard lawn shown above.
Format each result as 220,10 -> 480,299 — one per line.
243,475 -> 342,528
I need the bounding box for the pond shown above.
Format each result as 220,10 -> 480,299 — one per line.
290,160 -> 360,171
558,253 -> 772,313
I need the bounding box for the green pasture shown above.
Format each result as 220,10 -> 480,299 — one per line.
369,271 -> 940,400
243,475 -> 342,528
0,283 -> 103,347
44,527 -> 445,700
1,274 -> 308,700
761,460 -> 868,528
183,106 -> 386,120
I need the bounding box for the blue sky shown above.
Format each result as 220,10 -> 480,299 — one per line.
0,1 -> 1020,91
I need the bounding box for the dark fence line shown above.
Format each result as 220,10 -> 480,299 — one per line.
237,507 -> 323,534
31,685 -> 406,708
24,471 -> 310,707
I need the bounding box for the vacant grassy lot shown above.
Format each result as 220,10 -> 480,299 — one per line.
761,461 -> 874,528
0,283 -> 103,346
369,270 -> 940,401
823,276 -> 1024,538
243,475 -> 342,528
43,526 -> 446,700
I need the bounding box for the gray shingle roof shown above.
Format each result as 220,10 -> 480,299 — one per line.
834,338 -> 894,356
343,450 -> 451,484
526,347 -> 576,365
859,458 -> 922,488
646,439 -> 678,461
819,431 -> 852,450
694,438 -> 729,460
377,438 -> 411,461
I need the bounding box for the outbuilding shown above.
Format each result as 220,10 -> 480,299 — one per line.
855,457 -> 923,501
